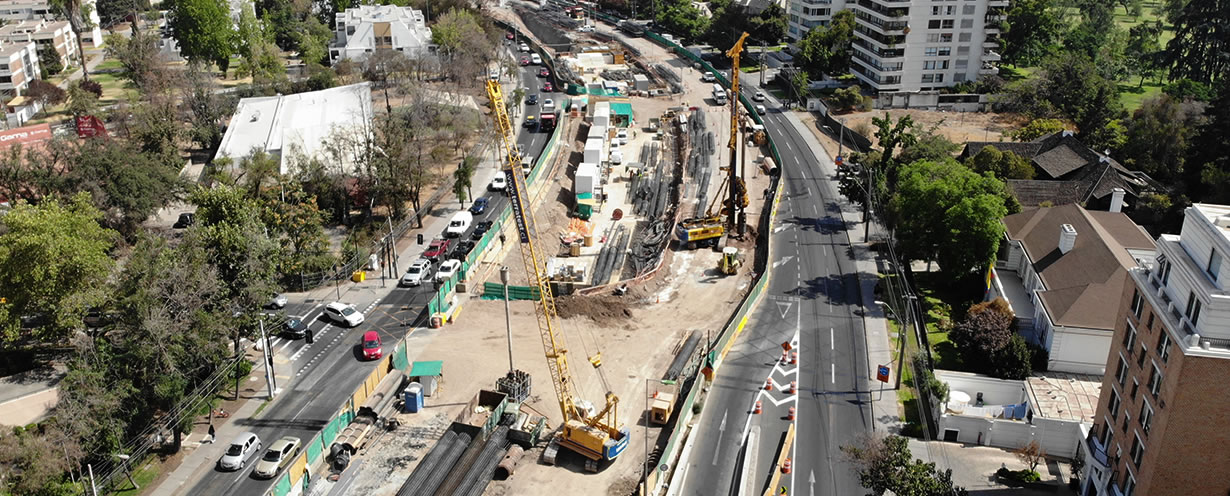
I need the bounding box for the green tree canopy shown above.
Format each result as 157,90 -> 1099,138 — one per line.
1119,94 -> 1207,184
1007,118 -> 1066,142
1002,0 -> 1063,67
1163,0 -> 1230,84
893,159 -> 1010,276
0,193 -> 117,345
1184,80 -> 1230,202
795,9 -> 855,79
233,1 -> 285,84
999,53 -> 1124,151
62,138 -> 185,235
965,146 -> 1036,180
187,185 -> 280,309
842,434 -> 969,496
169,0 -> 236,71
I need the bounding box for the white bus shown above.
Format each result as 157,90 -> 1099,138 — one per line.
712,83 -> 727,105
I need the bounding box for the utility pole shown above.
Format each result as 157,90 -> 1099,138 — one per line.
501,266 -> 515,374
259,320 -> 276,399
864,155 -> 872,241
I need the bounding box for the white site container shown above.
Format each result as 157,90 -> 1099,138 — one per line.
584,138 -> 605,164
575,163 -> 599,195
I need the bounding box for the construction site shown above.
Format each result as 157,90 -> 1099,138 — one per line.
320,7 -> 780,496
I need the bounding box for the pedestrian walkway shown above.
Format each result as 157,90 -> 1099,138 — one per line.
150,385 -> 266,496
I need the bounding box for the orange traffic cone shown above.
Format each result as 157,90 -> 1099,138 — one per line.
789,381 -> 797,395
780,350 -> 789,364
765,378 -> 773,391
787,406 -> 796,420
790,350 -> 798,365
753,400 -> 763,414
781,458 -> 792,474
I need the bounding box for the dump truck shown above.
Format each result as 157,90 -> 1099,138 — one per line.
675,215 -> 724,250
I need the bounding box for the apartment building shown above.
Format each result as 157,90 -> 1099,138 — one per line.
0,19 -> 77,70
0,0 -> 103,47
330,4 -> 432,63
0,39 -> 39,95
786,0 -> 1006,92
1081,204 -> 1230,496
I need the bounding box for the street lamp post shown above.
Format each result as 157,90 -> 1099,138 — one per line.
876,300 -> 907,390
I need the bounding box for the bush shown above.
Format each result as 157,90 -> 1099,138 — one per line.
77,80 -> 103,98
996,467 -> 1042,485
830,85 -> 863,111
991,334 -> 1033,380
912,354 -> 949,403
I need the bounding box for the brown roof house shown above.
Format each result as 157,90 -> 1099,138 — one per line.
960,131 -> 1164,210
988,201 -> 1156,374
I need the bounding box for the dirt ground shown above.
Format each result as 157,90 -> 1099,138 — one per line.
826,108 -> 1025,150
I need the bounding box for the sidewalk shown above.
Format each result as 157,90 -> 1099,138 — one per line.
772,105 -> 902,434
150,383 -> 267,496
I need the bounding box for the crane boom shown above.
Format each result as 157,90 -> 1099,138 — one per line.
725,32 -> 750,231
484,80 -> 627,465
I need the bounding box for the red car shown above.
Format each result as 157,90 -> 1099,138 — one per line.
542,82 -> 553,92
361,331 -> 382,360
505,32 -> 515,40
520,56 -> 530,66
538,68 -> 550,78
424,238 -> 452,261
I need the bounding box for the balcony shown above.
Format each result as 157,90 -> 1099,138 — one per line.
988,0 -> 1009,6
983,38 -> 1001,49
796,0 -> 832,4
1086,433 -> 1110,469
854,26 -> 904,47
852,38 -> 904,59
856,12 -> 907,33
979,64 -> 999,75
855,0 -> 909,19
982,50 -> 1002,61
852,49 -> 903,72
985,22 -> 1002,34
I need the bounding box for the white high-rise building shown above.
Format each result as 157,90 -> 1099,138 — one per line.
786,0 -> 1006,93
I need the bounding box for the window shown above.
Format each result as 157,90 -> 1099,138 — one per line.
1115,356 -> 1128,386
1130,379 -> 1139,400
1131,289 -> 1143,318
1140,400 -> 1154,434
940,33 -> 953,42
925,47 -> 938,56
1208,250 -> 1222,281
957,45 -> 971,55
1130,433 -> 1144,467
960,18 -> 974,29
955,58 -> 968,69
938,47 -> 951,56
1137,343 -> 1148,367
1185,292 -> 1202,326
927,33 -> 940,42
1161,259 -> 1172,284
1146,312 -> 1155,331
959,32 -> 972,42
934,73 -> 944,82
928,19 -> 941,29
922,74 -> 936,83
941,19 -> 954,29
963,4 -> 976,14
953,73 -> 966,82
1123,321 -> 1137,350
1148,362 -> 1163,398
1123,473 -> 1136,496
1108,388 -> 1121,420
1157,332 -> 1170,363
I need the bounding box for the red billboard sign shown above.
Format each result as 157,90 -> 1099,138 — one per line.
0,123 -> 52,149
75,115 -> 108,138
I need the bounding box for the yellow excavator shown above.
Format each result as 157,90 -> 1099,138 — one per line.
485,80 -> 629,472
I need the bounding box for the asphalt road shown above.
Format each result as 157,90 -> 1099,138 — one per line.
678,86 -> 869,496
186,60 -> 560,496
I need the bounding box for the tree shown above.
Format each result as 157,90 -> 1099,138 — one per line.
0,423 -> 83,495
180,61 -> 235,150
1126,21 -> 1164,88
65,80 -> 100,118
104,29 -> 163,89
795,9 -> 855,79
233,1 -> 285,84
999,53 -> 1124,150
187,185 -> 280,309
1163,0 -> 1230,84
25,79 -> 68,109
1184,80 -> 1230,202
1015,440 -> 1046,474
430,8 -> 494,84
829,85 -> 863,112
61,138 -> 184,235
0,193 -> 116,345
97,0 -> 151,26
950,297 -> 1014,370
264,186 -> 334,275
48,0 -> 90,80
992,334 -> 1034,379
842,433 -> 969,496
37,43 -> 63,78
169,0 -> 236,72
1118,94 -> 1207,183
453,155 -> 476,206
1007,118 -> 1066,142
654,0 -> 710,41
897,127 -> 959,165
871,113 -> 916,192
1002,0 -> 1064,67
1163,78 -> 1214,101
748,3 -> 787,45
965,146 -> 1035,180
893,159 -> 1009,275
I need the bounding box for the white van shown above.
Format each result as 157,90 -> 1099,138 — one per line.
530,53 -> 542,65
711,83 -> 727,105
445,211 -> 474,238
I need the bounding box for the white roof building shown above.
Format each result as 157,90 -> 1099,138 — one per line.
215,82 -> 373,176
330,4 -> 432,64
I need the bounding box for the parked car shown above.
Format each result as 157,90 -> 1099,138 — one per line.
282,318 -> 307,338
520,56 -> 530,66
253,437 -> 301,479
401,258 -> 433,287
530,53 -> 542,65
173,212 -> 195,229
701,72 -> 716,82
527,94 -> 539,105
470,197 -> 489,214
538,68 -> 550,78
424,238 -> 452,260
489,175 -> 508,192
323,302 -> 364,327
615,129 -> 629,145
361,331 -> 383,360
542,82 -> 553,92
579,24 -> 595,32
471,221 -> 493,240
266,293 -> 288,309
435,259 -> 461,282
519,43 -> 529,52
506,32 -> 515,40
217,432 -> 262,471
753,91 -> 766,102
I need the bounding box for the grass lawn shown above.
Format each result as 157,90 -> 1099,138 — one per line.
911,271 -> 985,372
1118,81 -> 1165,112
110,460 -> 160,496
1112,0 -> 1176,46
94,59 -> 124,72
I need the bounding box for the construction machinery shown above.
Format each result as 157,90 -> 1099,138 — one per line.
725,32 -> 751,234
675,215 -> 724,250
484,79 -> 629,472
719,246 -> 742,275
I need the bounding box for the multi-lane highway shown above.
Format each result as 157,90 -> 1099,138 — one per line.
185,56 -> 561,496
679,84 -> 869,496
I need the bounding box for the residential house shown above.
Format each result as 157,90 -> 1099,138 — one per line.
1080,203 -> 1230,496
990,202 -> 1156,374
0,0 -> 103,47
0,19 -> 77,71
959,131 -> 1163,212
785,0 -> 1006,92
330,4 -> 432,64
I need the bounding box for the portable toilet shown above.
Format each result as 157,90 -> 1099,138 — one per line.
404,382 -> 424,413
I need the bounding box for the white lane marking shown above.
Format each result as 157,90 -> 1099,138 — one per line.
830,328 -> 835,350
831,363 -> 835,384
794,156 -> 801,166
784,140 -> 793,151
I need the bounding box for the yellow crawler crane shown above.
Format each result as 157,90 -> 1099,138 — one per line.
484,80 -> 629,472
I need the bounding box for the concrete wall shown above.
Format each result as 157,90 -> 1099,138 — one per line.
935,370 -> 1087,459
873,92 -> 992,112
1048,326 -> 1112,375
937,370 -> 1027,406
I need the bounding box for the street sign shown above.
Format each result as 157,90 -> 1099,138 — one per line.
835,155 -> 843,165
876,365 -> 890,383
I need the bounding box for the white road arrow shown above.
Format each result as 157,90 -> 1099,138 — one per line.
712,409 -> 728,465
772,255 -> 796,269
809,470 -> 816,496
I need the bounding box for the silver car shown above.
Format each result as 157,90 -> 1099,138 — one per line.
253,436 -> 301,479
217,432 -> 261,471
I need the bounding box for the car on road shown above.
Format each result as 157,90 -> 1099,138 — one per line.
173,212 -> 195,228
323,302 -> 364,327
400,258 -> 433,287
523,115 -> 537,128
435,259 -> 461,282
579,24 -> 595,33
519,42 -> 529,52
506,32 -> 514,40
701,72 -> 716,83
753,91 -> 765,102
520,56 -> 530,65
755,104 -> 766,115
217,432 -> 261,471
538,67 -> 550,78
282,318 -> 307,338
489,175 -> 508,192
253,437 -> 301,479
530,53 -> 542,65
424,238 -> 452,261
361,330 -> 383,360
527,94 -> 538,105
449,240 -> 476,261
542,81 -> 553,92
470,197 -> 489,214
266,293 -> 288,309
471,221 -> 493,240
